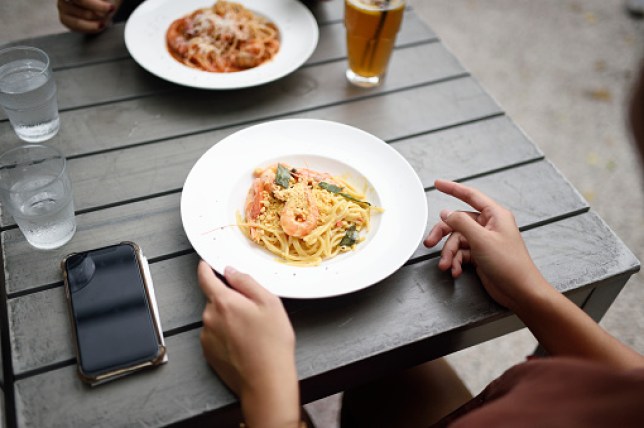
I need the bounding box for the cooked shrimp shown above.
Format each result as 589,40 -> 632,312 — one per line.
254,165 -> 278,184
280,183 -> 319,238
244,178 -> 265,221
292,168 -> 339,186
244,166 -> 279,242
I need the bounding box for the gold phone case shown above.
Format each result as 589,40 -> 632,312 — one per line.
61,241 -> 168,386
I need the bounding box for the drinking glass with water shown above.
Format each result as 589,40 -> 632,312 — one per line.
0,144 -> 76,250
0,46 -> 60,142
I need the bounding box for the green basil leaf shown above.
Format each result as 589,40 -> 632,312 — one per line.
319,181 -> 343,193
339,225 -> 360,247
339,192 -> 371,207
275,164 -> 292,188
320,181 -> 371,206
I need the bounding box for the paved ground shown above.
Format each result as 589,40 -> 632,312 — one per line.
1,1 -> 642,427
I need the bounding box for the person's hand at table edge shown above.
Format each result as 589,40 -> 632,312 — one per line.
198,261 -> 302,428
57,0 -> 122,34
424,179 -> 644,370
423,179 -> 547,313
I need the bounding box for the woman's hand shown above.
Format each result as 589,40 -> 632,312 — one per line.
198,261 -> 301,428
57,0 -> 121,34
423,180 -> 644,368
424,179 -> 547,311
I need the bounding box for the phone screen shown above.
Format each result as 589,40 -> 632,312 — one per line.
64,243 -> 160,378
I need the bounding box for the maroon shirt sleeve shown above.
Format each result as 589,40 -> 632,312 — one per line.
432,357 -> 644,428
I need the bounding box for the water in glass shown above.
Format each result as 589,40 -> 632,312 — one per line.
10,175 -> 76,250
0,58 -> 59,142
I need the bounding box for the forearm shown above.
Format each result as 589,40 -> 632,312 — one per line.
514,276 -> 644,369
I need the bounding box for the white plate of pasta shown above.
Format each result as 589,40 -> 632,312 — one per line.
181,119 -> 428,298
124,0 -> 318,89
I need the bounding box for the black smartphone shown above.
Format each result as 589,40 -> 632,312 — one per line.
62,242 -> 166,385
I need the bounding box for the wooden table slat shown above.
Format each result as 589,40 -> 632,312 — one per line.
413,158 -> 589,259
1,27 -> 130,72
393,115 -> 543,187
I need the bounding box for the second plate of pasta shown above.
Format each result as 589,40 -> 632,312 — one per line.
181,119 -> 428,298
125,0 -> 318,89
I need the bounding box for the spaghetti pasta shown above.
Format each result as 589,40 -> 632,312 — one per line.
238,163 -> 381,266
166,1 -> 280,73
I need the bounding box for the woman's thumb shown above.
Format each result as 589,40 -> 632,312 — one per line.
224,266 -> 272,302
443,211 -> 485,244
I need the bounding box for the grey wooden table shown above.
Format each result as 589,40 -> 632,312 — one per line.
0,1 -> 640,426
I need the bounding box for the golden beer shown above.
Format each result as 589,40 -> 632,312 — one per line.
345,0 -> 405,87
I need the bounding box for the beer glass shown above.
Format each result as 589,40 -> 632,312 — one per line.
345,0 -> 405,88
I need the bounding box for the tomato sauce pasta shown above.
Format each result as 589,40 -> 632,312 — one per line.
166,1 -> 280,72
237,164 -> 381,266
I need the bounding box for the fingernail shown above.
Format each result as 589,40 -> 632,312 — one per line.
440,210 -> 453,220
224,266 -> 238,275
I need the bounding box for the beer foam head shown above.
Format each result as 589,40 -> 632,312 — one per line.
347,0 -> 405,11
